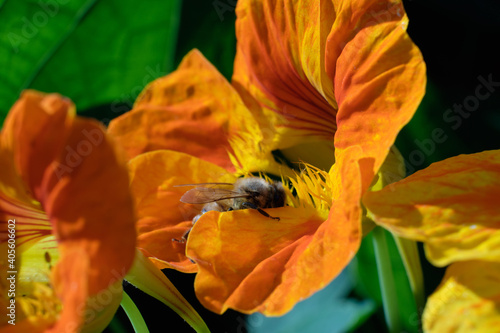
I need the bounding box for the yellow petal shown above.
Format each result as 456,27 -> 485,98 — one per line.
363,150 -> 500,266
423,261 -> 500,333
109,49 -> 256,172
187,206 -> 324,315
128,150 -> 236,272
187,145 -> 363,315
362,146 -> 406,234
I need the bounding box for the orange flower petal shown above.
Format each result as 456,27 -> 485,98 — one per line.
187,207 -> 323,314
233,0 -> 337,146
187,146 -> 362,315
423,261 -> 500,332
0,194 -> 50,251
363,150 -> 500,266
1,91 -> 136,329
233,0 -> 425,189
1,90 -> 73,203
108,49 -> 255,172
330,0 -> 426,190
41,119 -> 135,295
128,150 -> 236,273
47,246 -> 88,333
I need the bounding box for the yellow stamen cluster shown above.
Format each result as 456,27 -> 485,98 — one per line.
288,164 -> 333,220
19,282 -> 61,326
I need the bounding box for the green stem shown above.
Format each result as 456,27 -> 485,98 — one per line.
372,227 -> 401,333
121,291 -> 150,333
393,236 -> 425,312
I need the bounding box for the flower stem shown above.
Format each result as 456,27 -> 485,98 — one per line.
121,291 -> 150,333
372,227 -> 401,333
393,236 -> 425,312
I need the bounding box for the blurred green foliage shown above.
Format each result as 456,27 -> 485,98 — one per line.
352,232 -> 419,333
174,0 -> 236,80
248,269 -> 376,333
0,0 -> 181,124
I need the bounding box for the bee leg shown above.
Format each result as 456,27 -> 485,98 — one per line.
171,237 -> 185,243
172,233 -> 196,263
242,202 -> 280,221
172,228 -> 191,243
258,208 -> 280,221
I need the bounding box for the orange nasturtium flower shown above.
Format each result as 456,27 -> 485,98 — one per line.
108,0 -> 425,316
0,91 -> 136,332
363,150 -> 500,332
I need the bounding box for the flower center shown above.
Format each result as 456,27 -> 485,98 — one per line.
18,282 -> 61,326
288,163 -> 334,221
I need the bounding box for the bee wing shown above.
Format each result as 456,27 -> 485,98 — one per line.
174,182 -> 234,187
179,186 -> 250,204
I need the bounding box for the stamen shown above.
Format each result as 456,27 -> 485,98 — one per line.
18,282 -> 61,324
288,163 -> 334,219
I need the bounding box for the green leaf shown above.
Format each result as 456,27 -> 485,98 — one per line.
0,0 -> 182,124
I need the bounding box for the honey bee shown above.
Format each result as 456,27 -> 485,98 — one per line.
173,177 -> 286,243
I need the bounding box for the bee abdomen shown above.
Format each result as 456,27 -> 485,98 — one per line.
192,201 -> 226,224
